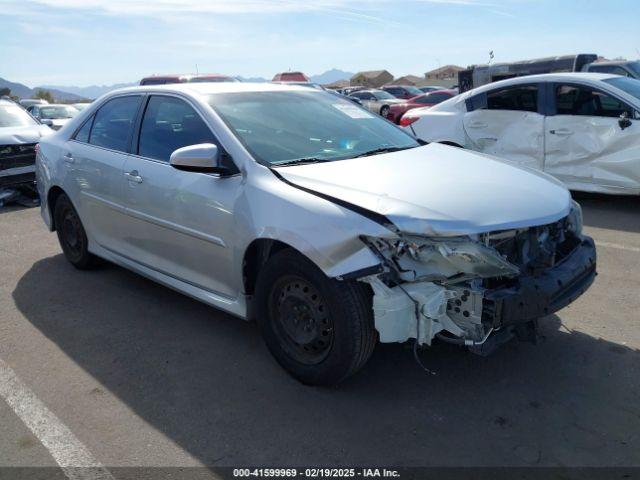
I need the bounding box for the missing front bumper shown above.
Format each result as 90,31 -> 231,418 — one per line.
483,236 -> 596,328
366,235 -> 597,351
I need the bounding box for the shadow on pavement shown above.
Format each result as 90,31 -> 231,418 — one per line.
13,255 -> 640,468
574,192 -> 640,234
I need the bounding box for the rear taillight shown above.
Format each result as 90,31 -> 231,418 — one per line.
399,115 -> 419,127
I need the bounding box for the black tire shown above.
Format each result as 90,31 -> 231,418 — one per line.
54,193 -> 98,270
379,105 -> 390,117
255,249 -> 377,386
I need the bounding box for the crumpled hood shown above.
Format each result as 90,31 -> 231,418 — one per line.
277,143 -> 571,236
0,125 -> 53,145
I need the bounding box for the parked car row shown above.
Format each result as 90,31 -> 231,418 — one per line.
344,87 -> 457,124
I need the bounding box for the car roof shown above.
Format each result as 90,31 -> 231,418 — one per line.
105,82 -> 326,98
469,72 -> 620,95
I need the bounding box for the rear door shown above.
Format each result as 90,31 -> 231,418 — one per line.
66,95 -> 143,253
462,84 -> 545,170
544,83 -> 640,191
120,94 -> 241,297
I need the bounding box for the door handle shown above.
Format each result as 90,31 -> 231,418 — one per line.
468,121 -> 488,128
63,153 -> 74,164
124,170 -> 143,183
549,129 -> 573,136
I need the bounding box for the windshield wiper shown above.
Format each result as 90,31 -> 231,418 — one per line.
351,145 -> 418,158
272,157 -> 331,167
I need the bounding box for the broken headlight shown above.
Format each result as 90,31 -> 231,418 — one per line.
363,235 -> 520,283
566,200 -> 583,235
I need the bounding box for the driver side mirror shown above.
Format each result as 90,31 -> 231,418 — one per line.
619,111 -> 633,130
169,143 -> 227,174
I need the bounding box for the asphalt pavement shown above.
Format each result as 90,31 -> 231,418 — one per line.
0,193 -> 638,477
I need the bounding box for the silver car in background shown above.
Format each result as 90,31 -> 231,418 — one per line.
37,82 -> 596,385
27,103 -> 79,130
348,89 -> 405,116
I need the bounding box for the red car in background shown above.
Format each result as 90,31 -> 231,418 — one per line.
272,71 -> 309,82
385,89 -> 457,124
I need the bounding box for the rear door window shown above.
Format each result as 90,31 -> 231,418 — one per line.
137,95 -> 217,162
89,96 -> 142,152
555,84 -> 632,117
486,85 -> 538,112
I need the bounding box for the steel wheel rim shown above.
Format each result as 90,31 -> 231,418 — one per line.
61,208 -> 83,258
269,275 -> 334,365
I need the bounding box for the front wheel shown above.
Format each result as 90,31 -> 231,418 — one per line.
54,193 -> 98,269
379,105 -> 390,117
255,249 -> 377,385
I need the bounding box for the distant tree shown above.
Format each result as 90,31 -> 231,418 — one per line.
34,89 -> 55,103
0,87 -> 11,97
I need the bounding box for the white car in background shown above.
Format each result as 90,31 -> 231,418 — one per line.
402,73 -> 640,195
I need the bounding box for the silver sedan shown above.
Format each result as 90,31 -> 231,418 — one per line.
348,89 -> 405,116
36,82 -> 596,385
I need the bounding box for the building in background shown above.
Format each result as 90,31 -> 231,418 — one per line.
424,65 -> 463,88
350,70 -> 393,88
392,75 -> 425,86
324,79 -> 350,89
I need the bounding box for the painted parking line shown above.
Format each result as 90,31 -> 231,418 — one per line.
0,357 -> 114,480
595,241 -> 640,253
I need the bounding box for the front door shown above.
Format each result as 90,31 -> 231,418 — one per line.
544,83 -> 640,191
463,84 -> 544,170
120,94 -> 241,297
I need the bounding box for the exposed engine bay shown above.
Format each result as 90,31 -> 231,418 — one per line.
359,203 -> 597,355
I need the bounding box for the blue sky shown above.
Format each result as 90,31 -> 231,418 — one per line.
1,0 -> 639,87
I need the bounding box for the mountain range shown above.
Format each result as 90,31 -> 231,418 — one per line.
0,69 -> 355,102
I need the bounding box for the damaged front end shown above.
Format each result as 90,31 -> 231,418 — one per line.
0,143 -> 40,208
359,201 -> 596,355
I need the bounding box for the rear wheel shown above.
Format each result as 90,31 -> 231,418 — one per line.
54,193 -> 98,269
379,105 -> 390,117
255,249 -> 377,385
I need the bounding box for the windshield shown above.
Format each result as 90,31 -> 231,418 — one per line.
208,90 -> 418,165
39,105 -> 78,119
604,77 -> 640,102
0,105 -> 39,128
